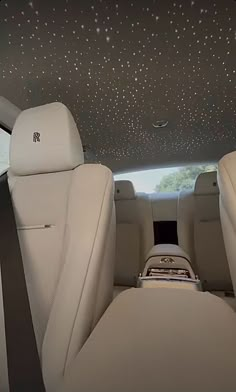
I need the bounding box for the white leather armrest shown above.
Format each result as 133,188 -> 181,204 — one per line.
146,244 -> 191,262
60,288 -> 236,392
143,244 -> 195,279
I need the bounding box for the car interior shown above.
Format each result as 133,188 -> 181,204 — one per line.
0,1 -> 236,391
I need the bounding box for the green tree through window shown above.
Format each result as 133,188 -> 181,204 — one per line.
155,165 -> 217,193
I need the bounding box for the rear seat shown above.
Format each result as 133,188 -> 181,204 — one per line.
193,171 -> 233,292
177,190 -> 195,265
114,174 -> 235,308
114,181 -> 154,296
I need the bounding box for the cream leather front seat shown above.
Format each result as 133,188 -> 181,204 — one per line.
218,152 -> 236,294
0,102 -> 115,391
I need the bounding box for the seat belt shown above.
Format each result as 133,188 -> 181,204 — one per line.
0,174 -> 46,391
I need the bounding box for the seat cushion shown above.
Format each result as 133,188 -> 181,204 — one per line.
61,288 -> 236,392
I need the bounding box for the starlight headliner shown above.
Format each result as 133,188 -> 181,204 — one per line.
0,0 -> 235,172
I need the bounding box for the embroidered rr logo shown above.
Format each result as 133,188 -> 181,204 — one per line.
33,132 -> 41,143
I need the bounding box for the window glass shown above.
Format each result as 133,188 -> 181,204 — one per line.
0,127 -> 10,175
114,164 -> 218,194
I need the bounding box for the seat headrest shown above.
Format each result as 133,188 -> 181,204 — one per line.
194,171 -> 219,196
218,152 -> 236,192
115,180 -> 136,201
10,102 -> 84,176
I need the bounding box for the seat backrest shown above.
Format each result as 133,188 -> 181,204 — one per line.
0,103 -> 115,391
218,152 -> 236,294
114,181 -> 154,287
177,190 -> 195,265
193,171 -> 232,291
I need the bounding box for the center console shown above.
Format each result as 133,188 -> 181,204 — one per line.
138,244 -> 202,291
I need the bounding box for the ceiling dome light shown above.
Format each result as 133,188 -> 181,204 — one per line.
152,120 -> 169,128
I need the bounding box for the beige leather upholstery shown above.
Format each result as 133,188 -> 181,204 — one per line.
10,102 -> 84,175
60,288 -> 236,392
114,181 -> 154,292
145,243 -> 191,261
218,152 -> 236,294
114,180 -> 136,200
151,191 -> 178,221
143,244 -> 194,276
193,171 -> 232,291
177,190 -> 195,265
0,103 -> 115,391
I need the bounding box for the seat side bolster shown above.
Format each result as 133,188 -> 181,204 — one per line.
42,164 -> 115,389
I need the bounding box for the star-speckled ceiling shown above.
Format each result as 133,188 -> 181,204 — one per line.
0,0 -> 235,172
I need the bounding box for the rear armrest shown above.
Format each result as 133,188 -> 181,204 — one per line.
146,244 -> 191,262
61,288 -> 236,392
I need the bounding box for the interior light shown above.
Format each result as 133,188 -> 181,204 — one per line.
152,120 -> 169,128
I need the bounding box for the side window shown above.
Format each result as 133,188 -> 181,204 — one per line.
0,127 -> 10,175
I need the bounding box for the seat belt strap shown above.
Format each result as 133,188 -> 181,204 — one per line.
0,174 -> 46,391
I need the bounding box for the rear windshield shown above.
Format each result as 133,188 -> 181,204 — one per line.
114,164 -> 218,193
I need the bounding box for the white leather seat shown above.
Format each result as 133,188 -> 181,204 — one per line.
218,152 -> 236,294
0,102 -> 115,391
193,171 -> 232,291
177,190 -> 195,266
60,288 -> 236,392
114,181 -> 154,295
